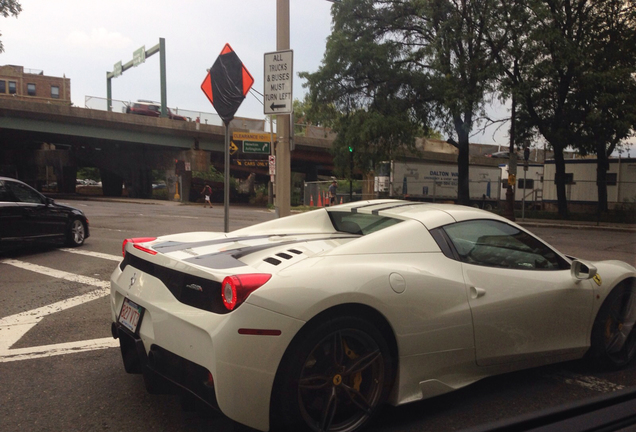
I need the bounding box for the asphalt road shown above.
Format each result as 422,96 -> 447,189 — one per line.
0,200 -> 635,432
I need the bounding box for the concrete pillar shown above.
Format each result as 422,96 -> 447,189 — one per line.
101,169 -> 123,197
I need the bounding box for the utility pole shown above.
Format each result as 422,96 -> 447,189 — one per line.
275,0 -> 291,217
505,92 -> 517,221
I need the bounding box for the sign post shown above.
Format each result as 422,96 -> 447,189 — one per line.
201,43 -> 254,232
106,39 -> 166,114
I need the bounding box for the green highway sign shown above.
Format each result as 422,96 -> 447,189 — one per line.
113,61 -> 123,77
133,46 -> 146,66
243,140 -> 270,154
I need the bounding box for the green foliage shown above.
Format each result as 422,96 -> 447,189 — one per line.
193,165 -> 225,183
487,0 -> 636,216
152,188 -> 169,201
301,0 -> 500,204
77,167 -> 101,181
0,0 -> 21,53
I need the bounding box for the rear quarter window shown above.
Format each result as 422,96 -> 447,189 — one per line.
328,211 -> 403,235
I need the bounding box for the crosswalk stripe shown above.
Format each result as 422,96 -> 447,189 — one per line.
0,337 -> 119,363
0,257 -> 113,360
59,248 -> 122,262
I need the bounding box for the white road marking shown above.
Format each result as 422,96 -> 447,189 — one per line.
58,248 -> 121,262
545,370 -> 625,393
0,257 -> 113,362
0,338 -> 119,363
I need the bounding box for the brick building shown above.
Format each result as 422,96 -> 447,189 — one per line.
0,65 -> 71,105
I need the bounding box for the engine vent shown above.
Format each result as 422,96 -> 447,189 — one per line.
264,257 -> 281,266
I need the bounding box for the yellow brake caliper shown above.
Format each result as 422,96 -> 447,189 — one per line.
344,341 -> 362,391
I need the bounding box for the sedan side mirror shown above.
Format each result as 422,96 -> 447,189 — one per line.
45,197 -> 55,206
571,259 -> 597,280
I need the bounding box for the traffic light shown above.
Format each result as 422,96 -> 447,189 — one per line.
348,145 -> 353,152
175,159 -> 185,175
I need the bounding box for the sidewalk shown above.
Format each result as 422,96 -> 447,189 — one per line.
516,218 -> 636,233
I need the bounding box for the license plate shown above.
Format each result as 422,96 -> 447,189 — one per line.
118,298 -> 143,334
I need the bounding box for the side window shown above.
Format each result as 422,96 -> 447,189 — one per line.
8,81 -> 16,94
5,181 -> 45,204
0,80 -> 5,93
443,219 -> 569,270
0,180 -> 12,201
27,83 -> 36,96
51,86 -> 60,99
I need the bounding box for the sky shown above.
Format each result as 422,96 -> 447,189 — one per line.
0,0 -> 633,154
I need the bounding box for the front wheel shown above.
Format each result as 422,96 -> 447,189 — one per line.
589,281 -> 636,370
275,316 -> 393,432
66,219 -> 86,247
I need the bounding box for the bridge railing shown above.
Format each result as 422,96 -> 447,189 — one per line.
84,95 -> 227,127
84,95 -> 336,137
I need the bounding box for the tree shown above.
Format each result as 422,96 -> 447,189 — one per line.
488,0 -> 636,217
0,0 -> 21,53
573,1 -> 636,213
302,0 -> 500,204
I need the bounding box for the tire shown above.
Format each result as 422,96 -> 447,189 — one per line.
274,316 -> 393,432
588,281 -> 636,370
66,218 -> 86,247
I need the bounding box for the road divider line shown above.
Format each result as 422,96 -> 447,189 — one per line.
0,337 -> 119,363
59,248 -> 122,262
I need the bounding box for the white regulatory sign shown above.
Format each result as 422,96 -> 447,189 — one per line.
264,50 -> 293,115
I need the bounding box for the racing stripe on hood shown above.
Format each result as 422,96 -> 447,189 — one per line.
183,235 -> 355,270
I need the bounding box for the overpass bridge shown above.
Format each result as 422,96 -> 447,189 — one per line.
0,99 -> 335,200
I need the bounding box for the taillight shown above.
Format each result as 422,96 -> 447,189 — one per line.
221,274 -> 272,311
122,237 -> 157,257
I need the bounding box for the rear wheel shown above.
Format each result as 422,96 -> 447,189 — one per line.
275,316 -> 393,432
589,281 -> 636,369
66,219 -> 86,247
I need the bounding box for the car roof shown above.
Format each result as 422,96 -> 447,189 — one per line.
326,199 -> 510,230
0,176 -> 25,183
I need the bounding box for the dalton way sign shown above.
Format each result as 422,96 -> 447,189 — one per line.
264,50 -> 293,115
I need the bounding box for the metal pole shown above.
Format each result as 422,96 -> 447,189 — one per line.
106,74 -> 112,112
505,91 -> 516,221
275,0 -> 291,217
159,38 -> 167,118
224,124 -> 230,232
269,116 -> 274,206
522,168 -> 527,220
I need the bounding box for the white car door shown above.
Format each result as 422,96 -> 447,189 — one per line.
442,219 -> 595,366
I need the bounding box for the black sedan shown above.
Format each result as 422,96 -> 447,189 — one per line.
0,176 -> 89,247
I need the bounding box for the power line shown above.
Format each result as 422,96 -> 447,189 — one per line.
250,88 -> 264,106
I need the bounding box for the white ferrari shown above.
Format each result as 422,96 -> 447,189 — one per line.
110,200 -> 636,432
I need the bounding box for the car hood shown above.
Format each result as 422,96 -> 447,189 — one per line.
134,231 -> 359,278
49,201 -> 83,213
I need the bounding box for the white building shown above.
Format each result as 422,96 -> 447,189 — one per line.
542,158 -> 636,211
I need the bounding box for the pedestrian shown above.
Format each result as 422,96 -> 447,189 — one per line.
328,180 -> 337,206
201,183 -> 212,208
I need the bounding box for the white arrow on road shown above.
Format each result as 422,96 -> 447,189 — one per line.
0,257 -> 118,363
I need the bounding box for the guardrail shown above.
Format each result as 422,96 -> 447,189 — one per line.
84,95 -> 225,127
84,95 -> 336,138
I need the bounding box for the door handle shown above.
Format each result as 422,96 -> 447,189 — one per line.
470,286 -> 486,299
